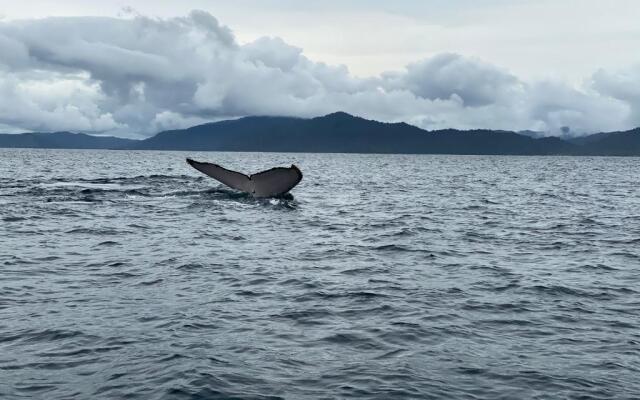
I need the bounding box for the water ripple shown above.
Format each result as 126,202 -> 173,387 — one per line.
1,150 -> 639,399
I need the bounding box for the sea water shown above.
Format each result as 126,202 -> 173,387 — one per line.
1,149 -> 639,399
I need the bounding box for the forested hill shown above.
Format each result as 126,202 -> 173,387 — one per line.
2,112 -> 640,156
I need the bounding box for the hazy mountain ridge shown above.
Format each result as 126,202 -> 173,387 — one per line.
0,131 -> 137,150
1,112 -> 639,155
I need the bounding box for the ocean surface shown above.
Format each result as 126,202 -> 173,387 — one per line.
1,149 -> 639,400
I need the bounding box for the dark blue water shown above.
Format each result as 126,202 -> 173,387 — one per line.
1,149 -> 639,399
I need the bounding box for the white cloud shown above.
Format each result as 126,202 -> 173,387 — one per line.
0,71 -> 123,132
387,53 -> 523,107
590,65 -> 640,127
0,10 -> 637,137
526,80 -> 630,134
151,110 -> 209,133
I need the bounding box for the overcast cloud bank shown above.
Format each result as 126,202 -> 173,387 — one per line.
0,11 -> 638,137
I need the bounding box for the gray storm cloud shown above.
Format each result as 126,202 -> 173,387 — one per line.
0,10 -> 636,137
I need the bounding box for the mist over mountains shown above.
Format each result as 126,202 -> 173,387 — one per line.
1,112 -> 639,156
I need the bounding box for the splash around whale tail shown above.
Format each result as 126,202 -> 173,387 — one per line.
186,158 -> 302,197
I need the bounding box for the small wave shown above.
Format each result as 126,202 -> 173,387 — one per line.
36,345 -> 121,358
66,227 -> 126,235
309,290 -> 390,301
176,187 -> 298,209
380,228 -> 419,237
234,290 -> 265,297
0,328 -> 92,345
462,301 -> 532,313
320,332 -> 383,350
96,271 -> 140,279
50,174 -> 195,185
527,284 -> 618,300
568,263 -> 618,272
163,188 -> 228,197
274,309 -> 333,321
94,240 -> 120,247
602,237 -> 640,245
176,263 -> 206,271
371,244 -> 434,255
2,216 -> 26,222
136,278 -> 163,286
479,318 -> 538,327
181,322 -> 218,331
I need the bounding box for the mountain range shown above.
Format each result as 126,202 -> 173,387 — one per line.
1,112 -> 639,156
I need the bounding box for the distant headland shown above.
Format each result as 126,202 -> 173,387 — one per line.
1,112 -> 639,156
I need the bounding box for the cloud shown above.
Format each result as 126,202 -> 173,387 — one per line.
0,10 -> 637,137
391,53 -> 523,107
0,70 -> 123,132
526,80 -> 630,134
590,65 -> 640,126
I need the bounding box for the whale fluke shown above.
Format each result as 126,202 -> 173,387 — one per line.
186,158 -> 302,197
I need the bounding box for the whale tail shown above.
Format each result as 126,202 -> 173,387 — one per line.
186,158 -> 302,197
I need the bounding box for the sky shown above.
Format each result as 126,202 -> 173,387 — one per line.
0,0 -> 639,137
